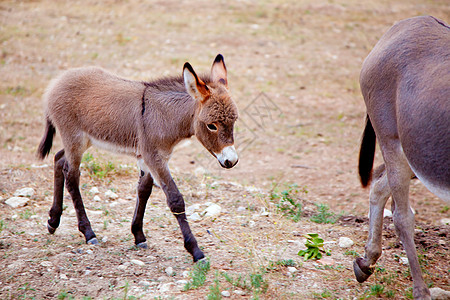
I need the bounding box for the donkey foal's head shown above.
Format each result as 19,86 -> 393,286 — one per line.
183,55 -> 238,169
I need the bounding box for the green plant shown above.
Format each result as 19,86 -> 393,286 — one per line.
184,259 -> 211,290
344,250 -> 359,257
276,259 -> 296,267
18,283 -> 35,299
19,209 -> 35,220
310,203 -> 337,224
222,271 -> 268,299
0,219 -> 5,233
57,291 -> 74,300
271,184 -> 305,222
207,271 -> 222,300
81,152 -> 115,179
369,284 -> 384,297
298,233 -> 325,260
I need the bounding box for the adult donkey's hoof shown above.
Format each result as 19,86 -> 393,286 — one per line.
136,242 -> 148,249
47,222 -> 57,234
87,237 -> 99,245
353,258 -> 374,283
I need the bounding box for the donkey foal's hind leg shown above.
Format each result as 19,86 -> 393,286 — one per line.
131,171 -> 153,249
63,160 -> 98,245
354,164 -> 390,282
48,150 -> 66,234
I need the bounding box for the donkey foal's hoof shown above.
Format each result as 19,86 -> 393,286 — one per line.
47,222 -> 56,234
353,258 -> 374,283
87,237 -> 99,245
136,242 -> 148,249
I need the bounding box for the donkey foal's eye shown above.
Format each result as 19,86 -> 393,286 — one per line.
207,123 -> 218,131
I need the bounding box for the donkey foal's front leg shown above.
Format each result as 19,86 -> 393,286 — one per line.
131,171 -> 153,248
168,190 -> 205,262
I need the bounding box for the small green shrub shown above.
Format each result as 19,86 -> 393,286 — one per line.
271,184 -> 305,222
310,203 -> 338,224
184,259 -> 211,291
298,233 -> 325,260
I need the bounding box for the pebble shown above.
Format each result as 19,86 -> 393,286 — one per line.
89,187 -> 100,195
165,266 -> 174,276
5,197 -> 29,208
430,287 -> 450,300
182,270 -> 190,278
287,267 -> 297,273
186,204 -> 200,215
400,257 -> 409,265
60,274 -> 68,280
93,195 -> 101,201
86,249 -> 93,255
14,187 -> 35,197
202,203 -> 222,218
187,212 -> 201,221
159,283 -> 173,292
138,280 -> 151,287
101,236 -> 108,243
237,206 -> 246,212
234,290 -> 245,295
248,220 -> 256,227
367,208 -> 392,218
105,190 -> 118,199
338,237 -> 354,248
260,207 -> 269,216
440,218 -> 450,226
131,259 -> 145,266
40,261 -> 53,267
84,270 -> 92,276
221,291 -> 231,297
117,264 -> 128,270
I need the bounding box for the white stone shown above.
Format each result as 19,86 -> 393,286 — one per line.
248,220 -> 256,227
165,266 -> 174,276
5,197 -> 29,208
101,236 -> 108,243
176,279 -> 188,285
117,264 -> 128,270
60,274 -> 68,280
186,204 -> 200,215
86,249 -> 93,255
159,283 -> 173,292
14,187 -> 34,197
202,203 -> 222,218
237,206 -> 246,212
400,257 -> 409,265
440,218 -> 450,225
84,270 -> 92,275
187,212 -> 201,222
105,190 -> 118,199
367,208 -> 392,218
40,261 -> 53,267
131,259 -> 145,266
89,187 -> 100,195
430,287 -> 450,299
138,280 -> 151,287
182,270 -> 190,278
234,290 -> 245,295
221,291 -> 231,297
338,237 -> 354,248
287,267 -> 297,273
260,207 -> 269,216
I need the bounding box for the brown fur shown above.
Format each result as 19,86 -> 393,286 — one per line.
37,55 -> 238,262
355,16 -> 449,299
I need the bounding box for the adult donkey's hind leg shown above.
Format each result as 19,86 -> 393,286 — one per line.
354,164 -> 391,282
47,149 -> 66,234
384,143 -> 430,300
131,170 -> 154,248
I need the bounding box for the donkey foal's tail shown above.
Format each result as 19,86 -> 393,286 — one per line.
358,115 -> 376,187
37,118 -> 56,160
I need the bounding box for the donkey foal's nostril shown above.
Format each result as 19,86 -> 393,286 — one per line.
224,160 -> 233,168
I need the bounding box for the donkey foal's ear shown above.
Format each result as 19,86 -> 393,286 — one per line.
183,62 -> 210,102
211,54 -> 228,86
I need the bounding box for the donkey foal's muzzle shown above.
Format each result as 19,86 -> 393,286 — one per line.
216,145 -> 238,169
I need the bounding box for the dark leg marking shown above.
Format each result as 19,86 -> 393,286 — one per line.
47,149 -> 66,234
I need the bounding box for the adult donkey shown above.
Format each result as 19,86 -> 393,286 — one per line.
37,54 -> 238,262
354,16 -> 449,299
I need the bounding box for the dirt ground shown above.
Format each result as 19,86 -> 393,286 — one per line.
0,0 -> 449,299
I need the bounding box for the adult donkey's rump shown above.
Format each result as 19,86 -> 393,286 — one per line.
354,16 -> 449,299
37,55 -> 238,262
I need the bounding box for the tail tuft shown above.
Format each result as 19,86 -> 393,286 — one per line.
37,118 -> 56,160
358,116 -> 376,187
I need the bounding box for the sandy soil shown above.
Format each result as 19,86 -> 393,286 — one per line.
0,0 -> 449,299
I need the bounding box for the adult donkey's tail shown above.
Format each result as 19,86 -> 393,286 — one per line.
358,115 -> 376,187
37,118 -> 56,160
